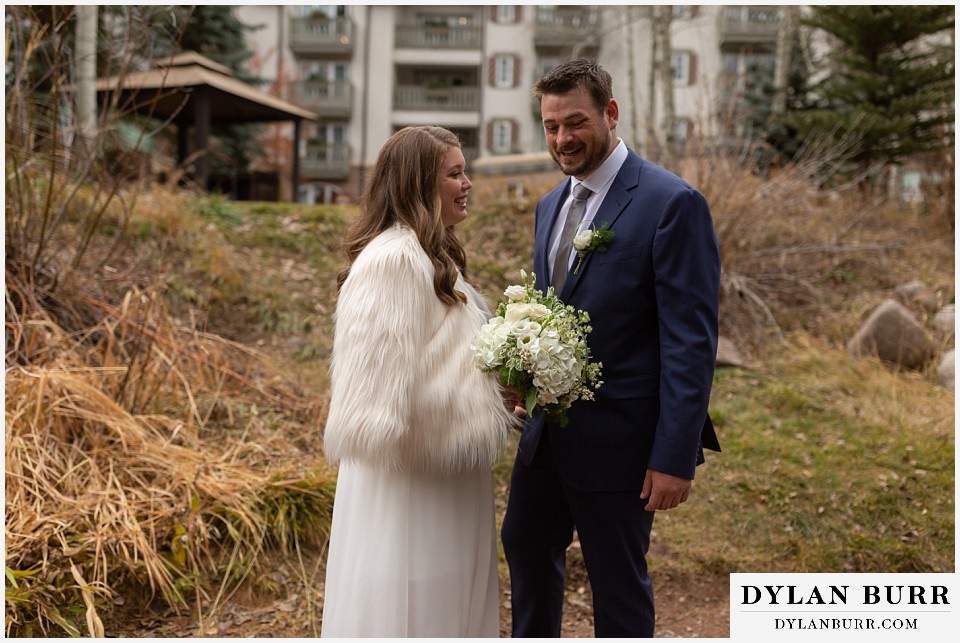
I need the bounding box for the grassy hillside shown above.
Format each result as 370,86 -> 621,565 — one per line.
214,171 -> 954,577
5,163 -> 954,635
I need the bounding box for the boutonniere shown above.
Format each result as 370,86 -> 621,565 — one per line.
572,222 -> 614,274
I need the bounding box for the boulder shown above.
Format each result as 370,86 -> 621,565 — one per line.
894,280 -> 940,315
932,304 -> 955,337
937,349 -> 954,390
846,299 -> 934,370
893,280 -> 927,302
716,336 -> 749,368
916,291 -> 942,315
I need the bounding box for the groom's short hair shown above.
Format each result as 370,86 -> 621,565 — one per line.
533,59 -> 613,115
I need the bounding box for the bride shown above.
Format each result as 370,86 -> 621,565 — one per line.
320,126 -> 519,637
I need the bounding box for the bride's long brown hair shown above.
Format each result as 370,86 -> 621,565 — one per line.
337,126 -> 474,306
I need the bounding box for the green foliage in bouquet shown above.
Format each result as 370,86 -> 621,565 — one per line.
471,271 -> 603,426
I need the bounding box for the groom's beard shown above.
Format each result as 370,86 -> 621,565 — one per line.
548,130 -> 614,178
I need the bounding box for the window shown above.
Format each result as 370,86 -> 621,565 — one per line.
722,53 -> 740,75
302,5 -> 346,32
491,120 -> 514,153
304,62 -> 348,81
672,118 -> 693,142
671,52 -> 690,84
536,56 -> 562,80
493,55 -> 515,89
720,52 -> 772,95
307,125 -> 347,162
671,51 -> 697,85
418,13 -> 472,28
301,5 -> 342,18
496,5 -> 516,23
302,62 -> 349,97
418,13 -> 472,45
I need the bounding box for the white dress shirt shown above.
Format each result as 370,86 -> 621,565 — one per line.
547,139 -> 629,279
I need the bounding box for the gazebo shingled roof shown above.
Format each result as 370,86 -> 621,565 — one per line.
94,52 -> 316,199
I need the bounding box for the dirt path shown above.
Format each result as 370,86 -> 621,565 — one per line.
499,538 -> 730,639
110,542 -> 729,638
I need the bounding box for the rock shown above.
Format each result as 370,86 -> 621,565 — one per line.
894,280 -> 941,315
916,291 -> 942,315
716,336 -> 749,368
937,349 -> 954,390
894,280 -> 927,302
846,299 -> 934,370
932,304 -> 955,337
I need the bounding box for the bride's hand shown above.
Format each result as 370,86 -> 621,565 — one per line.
502,386 -> 527,424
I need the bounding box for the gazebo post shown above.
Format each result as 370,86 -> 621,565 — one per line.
193,85 -> 211,190
292,118 -> 302,203
92,53 -> 316,199
177,123 -> 189,173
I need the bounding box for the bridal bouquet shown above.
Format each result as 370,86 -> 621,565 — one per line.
470,270 -> 602,426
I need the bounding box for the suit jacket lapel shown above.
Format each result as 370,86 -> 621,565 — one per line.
534,183 -> 569,292
559,153 -> 644,300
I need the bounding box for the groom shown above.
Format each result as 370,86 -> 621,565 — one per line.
501,59 -> 721,637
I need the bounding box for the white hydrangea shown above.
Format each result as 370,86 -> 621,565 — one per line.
469,272 -> 604,426
470,315 -> 510,368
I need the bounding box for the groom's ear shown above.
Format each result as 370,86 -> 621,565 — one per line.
604,99 -> 619,130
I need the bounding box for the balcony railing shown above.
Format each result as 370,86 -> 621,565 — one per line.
289,16 -> 354,55
534,6 -> 601,48
393,85 -> 479,112
394,24 -> 481,49
302,142 -> 351,180
291,79 -> 352,118
720,6 -> 780,45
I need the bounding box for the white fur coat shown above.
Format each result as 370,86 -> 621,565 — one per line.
323,224 -> 516,473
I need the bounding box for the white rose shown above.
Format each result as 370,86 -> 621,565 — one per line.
573,229 -> 594,252
504,285 -> 527,301
504,302 -> 551,323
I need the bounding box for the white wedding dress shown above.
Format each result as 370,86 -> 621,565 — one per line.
320,460 -> 500,637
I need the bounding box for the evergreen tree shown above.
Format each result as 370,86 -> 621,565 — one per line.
784,6 -> 954,180
159,6 -> 261,84
155,6 -> 266,193
751,38 -> 813,169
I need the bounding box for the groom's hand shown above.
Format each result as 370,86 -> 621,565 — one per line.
512,403 -> 527,422
640,469 -> 692,512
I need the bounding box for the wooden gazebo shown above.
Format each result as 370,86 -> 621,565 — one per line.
94,52 -> 316,200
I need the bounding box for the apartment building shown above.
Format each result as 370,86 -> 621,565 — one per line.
236,5 -> 781,203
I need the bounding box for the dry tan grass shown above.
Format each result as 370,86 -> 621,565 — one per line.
463,150 -> 953,359
673,145 -> 954,355
5,183 -> 335,636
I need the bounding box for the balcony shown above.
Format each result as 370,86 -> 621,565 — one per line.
395,24 -> 481,49
289,16 -> 354,56
720,6 -> 780,47
291,79 -> 352,118
534,6 -> 601,49
302,142 -> 351,180
393,84 -> 479,112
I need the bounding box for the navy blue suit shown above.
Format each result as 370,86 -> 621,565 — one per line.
501,149 -> 720,637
